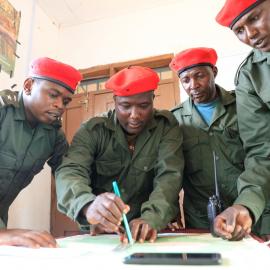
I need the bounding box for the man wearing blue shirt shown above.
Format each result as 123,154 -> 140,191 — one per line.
170,47 -> 269,240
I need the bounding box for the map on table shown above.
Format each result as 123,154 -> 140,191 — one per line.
57,232 -> 268,255
0,232 -> 269,268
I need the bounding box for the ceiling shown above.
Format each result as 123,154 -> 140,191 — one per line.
36,0 -> 180,28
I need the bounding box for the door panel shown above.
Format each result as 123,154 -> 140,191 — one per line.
90,91 -> 114,116
62,94 -> 85,142
154,82 -> 178,110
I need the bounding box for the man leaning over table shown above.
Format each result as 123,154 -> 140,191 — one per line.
0,57 -> 82,247
215,0 -> 270,241
55,65 -> 184,243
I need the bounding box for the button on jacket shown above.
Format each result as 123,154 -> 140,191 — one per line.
0,90 -> 68,228
235,49 -> 270,234
56,109 -> 184,231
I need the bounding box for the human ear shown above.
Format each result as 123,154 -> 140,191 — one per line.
23,78 -> 34,95
212,66 -> 218,78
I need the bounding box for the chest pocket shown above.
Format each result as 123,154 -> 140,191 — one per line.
223,123 -> 239,140
96,159 -> 122,177
132,156 -> 156,190
183,136 -> 201,174
222,123 -> 245,166
258,87 -> 270,109
133,156 -> 156,172
0,152 -> 16,171
19,158 -> 47,190
94,159 -> 122,191
0,152 -> 17,198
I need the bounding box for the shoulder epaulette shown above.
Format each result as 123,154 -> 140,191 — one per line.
234,51 -> 254,86
83,109 -> 115,131
97,109 -> 113,118
170,103 -> 183,113
0,89 -> 19,108
228,90 -> 236,96
155,109 -> 177,124
83,116 -> 108,130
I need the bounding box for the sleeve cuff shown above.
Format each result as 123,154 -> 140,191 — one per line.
0,218 -> 6,229
140,211 -> 167,231
234,191 -> 265,223
72,193 -> 96,226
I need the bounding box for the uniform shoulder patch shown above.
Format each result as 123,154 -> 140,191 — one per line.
234,51 -> 254,86
170,104 -> 183,113
84,116 -> 107,130
155,109 -> 178,124
83,109 -> 115,131
0,89 -> 19,108
228,90 -> 236,97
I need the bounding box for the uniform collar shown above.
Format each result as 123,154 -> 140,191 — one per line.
252,49 -> 270,64
210,85 -> 234,127
217,85 -> 235,106
103,110 -> 118,131
14,91 -> 54,130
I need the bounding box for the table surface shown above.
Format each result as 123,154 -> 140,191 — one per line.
0,232 -> 269,269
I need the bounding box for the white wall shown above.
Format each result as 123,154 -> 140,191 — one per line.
57,0 -> 251,94
5,0 -> 253,231
5,0 -> 59,231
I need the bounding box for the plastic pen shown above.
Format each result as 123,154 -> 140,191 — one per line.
112,181 -> 134,244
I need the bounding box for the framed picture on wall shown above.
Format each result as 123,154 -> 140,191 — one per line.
0,0 -> 21,77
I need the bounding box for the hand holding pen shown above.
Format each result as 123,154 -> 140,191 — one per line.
83,191 -> 130,235
113,181 -> 157,244
112,181 -> 134,244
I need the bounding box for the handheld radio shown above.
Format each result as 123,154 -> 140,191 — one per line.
207,151 -> 223,237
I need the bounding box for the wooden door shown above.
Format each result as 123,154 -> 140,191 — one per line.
51,55 -> 180,237
154,81 -> 179,110
88,90 -> 115,117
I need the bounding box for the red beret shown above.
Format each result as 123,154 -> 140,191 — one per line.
169,47 -> 217,75
28,57 -> 82,93
105,66 -> 159,96
216,0 -> 264,29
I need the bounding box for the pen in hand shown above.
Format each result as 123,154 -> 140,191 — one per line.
112,181 -> 134,244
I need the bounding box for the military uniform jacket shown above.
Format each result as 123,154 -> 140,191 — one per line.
56,109 -> 184,231
0,90 -> 68,228
171,86 -> 245,229
235,49 -> 270,233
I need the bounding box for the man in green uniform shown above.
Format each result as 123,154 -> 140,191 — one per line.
0,57 -> 82,247
56,66 -> 183,243
169,47 -> 269,240
216,0 -> 270,240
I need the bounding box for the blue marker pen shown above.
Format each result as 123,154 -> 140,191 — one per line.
112,181 -> 134,244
